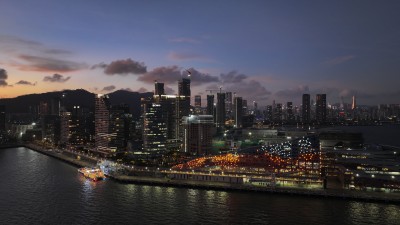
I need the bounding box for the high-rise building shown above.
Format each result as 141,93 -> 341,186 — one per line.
142,99 -> 167,152
206,95 -> 214,116
316,94 -> 327,124
216,93 -> 226,128
242,99 -> 248,115
194,95 -> 201,108
234,97 -> 243,128
95,94 -> 116,155
225,92 -> 233,119
154,81 -> 165,96
182,115 -> 214,155
0,105 -> 5,132
352,95 -> 357,110
286,102 -> 294,122
302,94 -> 311,123
274,103 -> 282,123
266,105 -> 273,122
109,104 -> 130,152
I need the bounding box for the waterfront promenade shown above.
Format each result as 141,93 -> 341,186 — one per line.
3,144 -> 400,204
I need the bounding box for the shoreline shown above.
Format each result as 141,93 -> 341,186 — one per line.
3,144 -> 400,204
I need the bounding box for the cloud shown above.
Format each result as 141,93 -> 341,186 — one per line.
43,74 -> 71,83
207,79 -> 271,102
164,86 -> 175,95
275,85 -> 310,98
323,55 -> 355,66
137,87 -> 148,93
17,55 -> 87,72
168,37 -> 201,44
0,68 -> 8,86
92,58 -> 147,75
0,35 -> 72,56
168,52 -> 205,61
102,85 -> 116,92
120,88 -> 133,92
138,66 -> 219,85
15,80 -> 36,86
219,71 -> 248,83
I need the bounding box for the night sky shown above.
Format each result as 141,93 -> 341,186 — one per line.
1,0 -> 399,106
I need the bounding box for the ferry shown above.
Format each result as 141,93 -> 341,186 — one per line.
78,167 -> 106,181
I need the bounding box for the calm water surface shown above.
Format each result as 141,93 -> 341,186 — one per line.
1,126 -> 400,225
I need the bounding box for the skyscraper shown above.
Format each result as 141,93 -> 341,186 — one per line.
216,93 -> 226,128
234,97 -> 243,128
316,94 -> 327,124
286,102 -> 294,122
206,95 -> 214,116
302,94 -> 311,123
95,94 -> 116,155
154,81 -> 165,97
182,115 -> 214,155
0,105 -> 5,132
194,95 -> 201,108
142,99 -> 167,152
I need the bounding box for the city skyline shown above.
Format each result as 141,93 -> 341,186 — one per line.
1,0 -> 400,105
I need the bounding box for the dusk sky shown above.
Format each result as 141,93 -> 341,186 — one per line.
0,0 -> 399,106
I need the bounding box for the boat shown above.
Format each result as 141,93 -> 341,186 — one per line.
78,167 -> 106,181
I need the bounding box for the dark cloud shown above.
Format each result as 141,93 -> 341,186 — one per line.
220,71 -> 248,83
137,87 -> 148,93
120,88 -> 133,92
164,86 -> 175,95
275,85 -> 310,98
0,35 -> 73,56
43,74 -> 71,83
207,80 -> 271,102
16,80 -> 36,86
18,55 -> 87,72
91,62 -> 107,70
102,85 -> 116,92
138,66 -> 218,85
93,58 -> 147,75
0,68 -> 8,86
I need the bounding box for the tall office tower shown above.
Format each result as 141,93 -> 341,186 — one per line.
194,95 -> 202,114
95,94 -> 115,155
234,97 -> 243,128
177,78 -> 191,139
206,95 -> 214,115
154,81 -> 165,97
316,94 -> 327,124
182,115 -> 214,155
274,103 -> 282,123
60,111 -> 71,145
51,97 -> 61,116
351,95 -> 357,110
0,105 -> 5,132
194,95 -> 201,108
142,99 -> 167,152
216,93 -> 226,128
286,102 -> 294,122
39,101 -> 49,116
266,105 -> 273,122
225,92 -> 233,118
242,99 -> 248,115
109,104 -> 130,152
302,94 -> 311,123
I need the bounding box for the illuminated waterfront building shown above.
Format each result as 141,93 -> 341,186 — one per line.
141,98 -> 167,152
182,115 -> 214,155
95,94 -> 116,155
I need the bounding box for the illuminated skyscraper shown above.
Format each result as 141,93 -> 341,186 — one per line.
142,98 -> 167,152
154,81 -> 165,97
95,94 -> 116,155
183,115 -> 214,155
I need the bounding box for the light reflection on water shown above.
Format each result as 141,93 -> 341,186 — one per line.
1,147 -> 400,225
